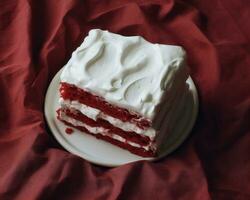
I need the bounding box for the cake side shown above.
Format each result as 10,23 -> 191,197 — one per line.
58,82 -> 157,157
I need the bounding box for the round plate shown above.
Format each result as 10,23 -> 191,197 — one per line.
44,68 -> 198,167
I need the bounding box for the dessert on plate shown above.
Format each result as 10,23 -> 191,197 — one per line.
57,29 -> 189,157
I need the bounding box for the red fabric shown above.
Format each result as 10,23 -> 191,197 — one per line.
0,0 -> 249,199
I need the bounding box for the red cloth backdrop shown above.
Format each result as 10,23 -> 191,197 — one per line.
0,0 -> 249,199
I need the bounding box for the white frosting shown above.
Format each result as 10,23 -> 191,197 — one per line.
59,98 -> 156,138
155,84 -> 188,146
61,29 -> 187,120
59,111 -> 152,151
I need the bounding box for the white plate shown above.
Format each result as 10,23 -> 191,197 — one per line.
44,68 -> 199,167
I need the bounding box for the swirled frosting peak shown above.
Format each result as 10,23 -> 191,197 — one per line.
61,29 -> 188,119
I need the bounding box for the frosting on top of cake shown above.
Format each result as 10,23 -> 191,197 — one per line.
61,29 -> 187,119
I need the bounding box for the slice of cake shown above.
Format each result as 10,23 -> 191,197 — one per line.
57,29 -> 189,157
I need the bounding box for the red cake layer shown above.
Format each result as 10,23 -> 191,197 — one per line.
60,82 -> 151,129
57,108 -> 151,146
58,118 -> 155,157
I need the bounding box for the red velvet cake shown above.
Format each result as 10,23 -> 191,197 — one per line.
57,29 -> 189,157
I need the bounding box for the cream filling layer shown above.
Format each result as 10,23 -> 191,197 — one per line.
59,111 -> 151,151
59,98 -> 156,139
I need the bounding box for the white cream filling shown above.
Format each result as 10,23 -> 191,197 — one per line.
59,112 -> 151,151
59,98 -> 156,138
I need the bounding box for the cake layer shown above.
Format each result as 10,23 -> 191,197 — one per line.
60,82 -> 151,129
60,29 -> 187,119
60,98 -> 156,138
57,108 -> 153,146
57,110 -> 155,157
